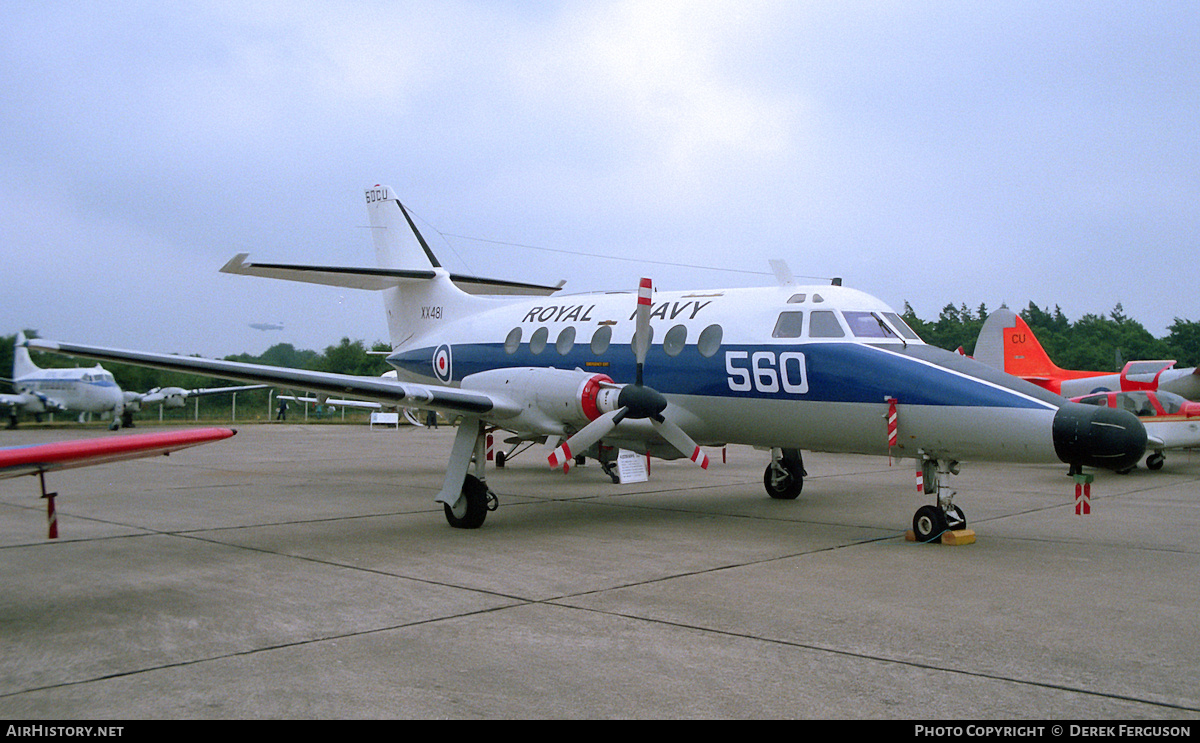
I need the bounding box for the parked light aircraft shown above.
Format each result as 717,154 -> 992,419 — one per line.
0,427 -> 236,537
26,185 -> 1148,541
3,333 -> 265,429
1071,390 -> 1200,471
973,307 -> 1200,400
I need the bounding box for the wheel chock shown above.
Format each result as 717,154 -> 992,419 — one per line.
905,528 -> 976,545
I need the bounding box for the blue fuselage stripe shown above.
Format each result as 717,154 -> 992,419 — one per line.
389,342 -> 1053,410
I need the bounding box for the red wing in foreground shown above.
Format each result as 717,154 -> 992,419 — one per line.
0,428 -> 236,538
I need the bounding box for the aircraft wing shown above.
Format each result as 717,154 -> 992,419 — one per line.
277,394 -> 383,410
0,427 -> 236,480
221,253 -> 565,296
0,393 -> 27,407
26,339 -> 498,417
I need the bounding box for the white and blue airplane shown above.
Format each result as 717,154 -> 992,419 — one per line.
4,332 -> 264,430
26,185 -> 1148,540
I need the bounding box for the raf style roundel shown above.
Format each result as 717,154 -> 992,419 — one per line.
432,344 -> 453,384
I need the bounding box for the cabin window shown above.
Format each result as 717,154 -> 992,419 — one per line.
529,327 -> 548,355
808,311 -> 845,338
663,325 -> 687,357
556,326 -> 576,355
591,325 -> 612,355
772,311 -> 804,338
504,327 -> 522,354
787,293 -> 806,304
697,324 -> 723,358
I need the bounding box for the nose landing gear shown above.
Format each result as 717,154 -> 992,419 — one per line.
911,455 -> 972,544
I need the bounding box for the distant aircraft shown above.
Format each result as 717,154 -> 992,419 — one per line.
0,427 -> 236,538
249,322 -> 284,331
27,185 -> 1147,541
974,308 -> 1200,400
2,332 -> 266,429
1071,390 -> 1200,470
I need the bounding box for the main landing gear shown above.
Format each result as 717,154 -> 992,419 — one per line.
443,473 -> 498,529
436,418 -> 499,529
911,455 -> 967,543
764,448 -> 806,500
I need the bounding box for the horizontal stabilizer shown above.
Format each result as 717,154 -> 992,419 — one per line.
221,254 -> 564,296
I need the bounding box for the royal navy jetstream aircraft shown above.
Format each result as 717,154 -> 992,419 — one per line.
3,333 -> 264,429
26,185 -> 1148,541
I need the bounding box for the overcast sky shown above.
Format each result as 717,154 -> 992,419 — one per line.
2,1 -> 1197,359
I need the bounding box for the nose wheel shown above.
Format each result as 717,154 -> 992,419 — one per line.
912,503 -> 966,543
912,455 -> 969,543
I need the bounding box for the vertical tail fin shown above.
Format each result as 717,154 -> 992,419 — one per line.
363,185 -> 473,351
12,332 -> 40,379
365,185 -> 441,271
975,308 -> 1065,378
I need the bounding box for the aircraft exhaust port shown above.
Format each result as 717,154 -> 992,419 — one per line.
1052,402 -> 1147,472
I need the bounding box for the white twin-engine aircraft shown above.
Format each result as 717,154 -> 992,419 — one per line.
27,185 -> 1148,540
4,332 -> 262,430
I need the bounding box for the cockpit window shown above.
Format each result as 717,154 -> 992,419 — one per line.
809,310 -> 845,338
1155,391 -> 1185,415
772,311 -> 804,339
844,311 -> 901,339
882,312 -> 922,341
1120,392 -> 1155,417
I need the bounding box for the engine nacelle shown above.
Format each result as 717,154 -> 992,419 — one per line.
140,387 -> 188,408
461,367 -> 620,435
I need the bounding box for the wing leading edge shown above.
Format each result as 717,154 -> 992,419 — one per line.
24,339 -> 496,416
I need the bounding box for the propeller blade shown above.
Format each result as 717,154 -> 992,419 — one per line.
633,277 -> 652,385
548,409 -> 626,473
651,417 -> 710,469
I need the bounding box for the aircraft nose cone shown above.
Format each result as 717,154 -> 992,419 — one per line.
1052,402 -> 1147,471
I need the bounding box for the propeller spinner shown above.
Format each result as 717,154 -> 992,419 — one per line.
548,278 -> 710,473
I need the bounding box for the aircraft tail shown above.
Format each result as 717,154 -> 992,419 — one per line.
222,185 -> 563,353
974,308 -> 1066,380
12,332 -> 41,379
365,185 -> 443,272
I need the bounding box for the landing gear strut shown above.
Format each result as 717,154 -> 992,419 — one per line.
764,448 -> 805,500
436,418 -> 500,529
912,455 -> 967,543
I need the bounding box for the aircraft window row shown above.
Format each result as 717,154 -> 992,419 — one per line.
787,293 -> 825,304
504,324 -> 723,358
771,310 -> 922,341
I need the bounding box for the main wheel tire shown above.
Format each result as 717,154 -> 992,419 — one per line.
763,462 -> 803,500
1146,452 -> 1165,471
443,474 -> 490,529
913,505 -> 948,543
